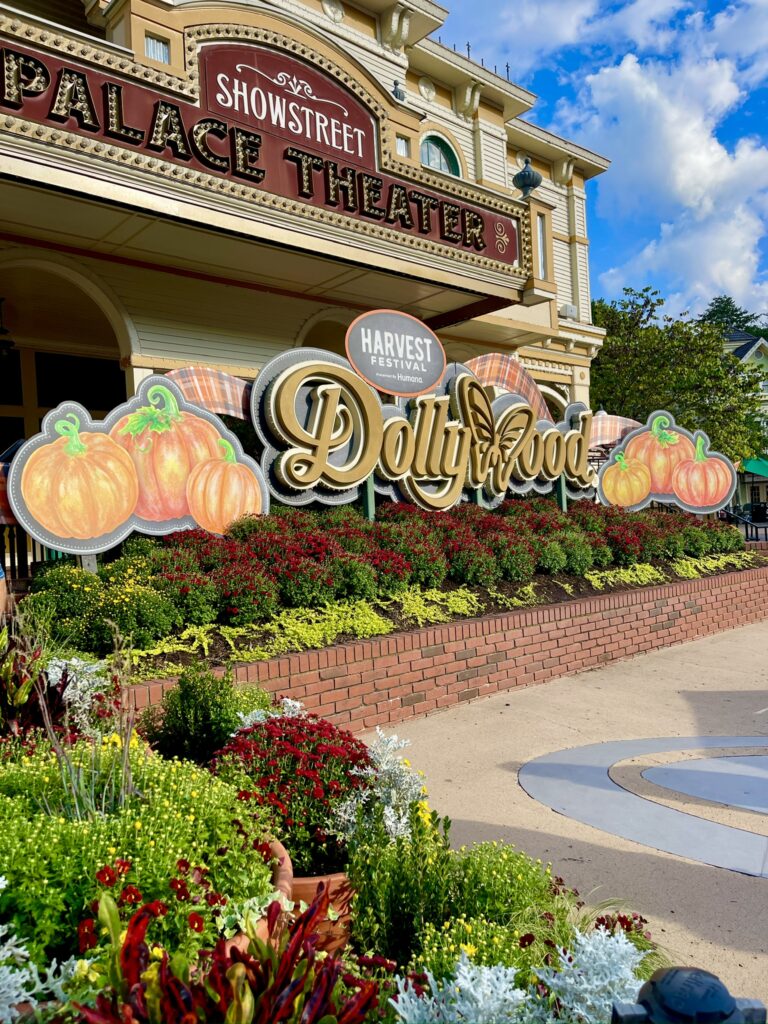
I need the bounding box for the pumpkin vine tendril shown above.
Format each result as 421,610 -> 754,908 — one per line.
54,414 -> 87,456
119,385 -> 183,438
650,414 -> 680,447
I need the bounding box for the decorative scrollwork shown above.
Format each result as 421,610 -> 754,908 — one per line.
234,64 -> 349,115
495,222 -> 510,254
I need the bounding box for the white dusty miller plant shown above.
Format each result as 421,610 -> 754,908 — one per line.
331,728 -> 424,844
235,697 -> 306,733
534,927 -> 645,1024
392,929 -> 645,1024
0,877 -> 77,1022
393,955 -> 529,1024
48,658 -> 112,737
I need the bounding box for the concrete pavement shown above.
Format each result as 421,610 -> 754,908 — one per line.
379,621 -> 768,1001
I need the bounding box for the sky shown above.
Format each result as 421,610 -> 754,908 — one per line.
440,0 -> 768,319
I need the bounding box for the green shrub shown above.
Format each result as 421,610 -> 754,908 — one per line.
681,526 -> 712,557
226,513 -> 286,543
448,542 -> 501,586
329,555 -> 378,601
708,524 -> 744,553
560,532 -> 595,575
139,664 -> 245,764
590,541 -> 613,568
538,540 -> 567,574
347,803 -> 456,966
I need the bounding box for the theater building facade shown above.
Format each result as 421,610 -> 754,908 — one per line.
0,0 -> 608,456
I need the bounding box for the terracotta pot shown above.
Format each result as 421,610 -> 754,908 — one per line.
225,839 -> 294,956
291,870 -> 355,955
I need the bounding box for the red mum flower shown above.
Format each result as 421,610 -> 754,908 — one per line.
176,859 -> 190,875
114,859 -> 132,876
96,866 -> 117,887
187,913 -> 205,933
519,933 -> 536,948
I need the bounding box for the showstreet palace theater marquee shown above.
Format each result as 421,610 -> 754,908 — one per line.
0,0 -> 609,455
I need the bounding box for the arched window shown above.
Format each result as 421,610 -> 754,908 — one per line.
420,135 -> 461,176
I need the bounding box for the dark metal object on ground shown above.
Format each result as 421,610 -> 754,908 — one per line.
613,968 -> 766,1024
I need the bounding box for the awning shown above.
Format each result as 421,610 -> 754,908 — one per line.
743,458 -> 768,478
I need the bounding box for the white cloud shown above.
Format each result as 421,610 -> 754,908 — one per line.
599,205 -> 768,316
549,5 -> 768,314
445,0 -> 768,313
462,0 -> 691,77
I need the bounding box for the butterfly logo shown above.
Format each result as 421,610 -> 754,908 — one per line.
454,375 -> 536,496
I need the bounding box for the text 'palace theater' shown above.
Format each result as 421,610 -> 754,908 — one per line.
0,0 -> 609,451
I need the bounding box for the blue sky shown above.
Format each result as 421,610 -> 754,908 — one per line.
439,0 -> 768,318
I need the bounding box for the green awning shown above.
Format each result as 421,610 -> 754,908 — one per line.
743,458 -> 768,478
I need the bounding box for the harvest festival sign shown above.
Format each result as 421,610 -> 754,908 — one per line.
5,335 -> 738,555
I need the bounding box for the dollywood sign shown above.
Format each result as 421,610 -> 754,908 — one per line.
6,338 -> 737,556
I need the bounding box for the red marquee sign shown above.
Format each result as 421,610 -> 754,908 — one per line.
0,40 -> 520,266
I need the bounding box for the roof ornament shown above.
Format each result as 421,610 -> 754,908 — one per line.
513,157 -> 543,198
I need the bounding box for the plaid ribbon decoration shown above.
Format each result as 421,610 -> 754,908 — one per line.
166,367 -> 252,420
465,353 -> 553,422
0,462 -> 16,526
589,413 -> 641,449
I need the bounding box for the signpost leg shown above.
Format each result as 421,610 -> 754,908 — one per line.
363,474 -> 376,521
81,554 -> 98,575
556,475 -> 568,514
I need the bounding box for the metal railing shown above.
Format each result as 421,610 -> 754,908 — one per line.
725,510 -> 768,541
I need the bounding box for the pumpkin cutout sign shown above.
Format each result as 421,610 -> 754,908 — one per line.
110,384 -> 224,522
20,415 -> 139,540
598,411 -> 736,514
7,376 -> 269,556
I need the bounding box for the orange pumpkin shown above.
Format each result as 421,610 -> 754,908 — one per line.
625,415 -> 695,494
110,384 -> 223,521
671,436 -> 733,509
21,414 -> 138,540
601,453 -> 652,507
186,439 -> 263,534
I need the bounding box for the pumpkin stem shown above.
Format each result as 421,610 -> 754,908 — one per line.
54,414 -> 87,456
615,453 -> 629,471
146,385 -> 182,421
650,414 -> 679,448
694,435 -> 709,462
218,438 -> 237,464
119,385 -> 182,438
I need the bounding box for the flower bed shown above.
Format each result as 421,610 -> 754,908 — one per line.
0,632 -> 668,1022
18,500 -> 751,674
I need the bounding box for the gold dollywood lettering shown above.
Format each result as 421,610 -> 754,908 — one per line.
266,363 -> 595,509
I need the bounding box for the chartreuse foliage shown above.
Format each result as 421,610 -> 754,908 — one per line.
0,739 -> 272,965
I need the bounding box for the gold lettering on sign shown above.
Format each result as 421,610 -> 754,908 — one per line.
269,364 -> 381,490
264,361 -> 596,510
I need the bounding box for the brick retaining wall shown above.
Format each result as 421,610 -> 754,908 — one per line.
130,566 -> 768,731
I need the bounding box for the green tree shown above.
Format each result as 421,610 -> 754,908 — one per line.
699,295 -> 768,339
591,287 -> 768,462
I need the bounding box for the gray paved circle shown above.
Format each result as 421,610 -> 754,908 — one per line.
518,737 -> 768,877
